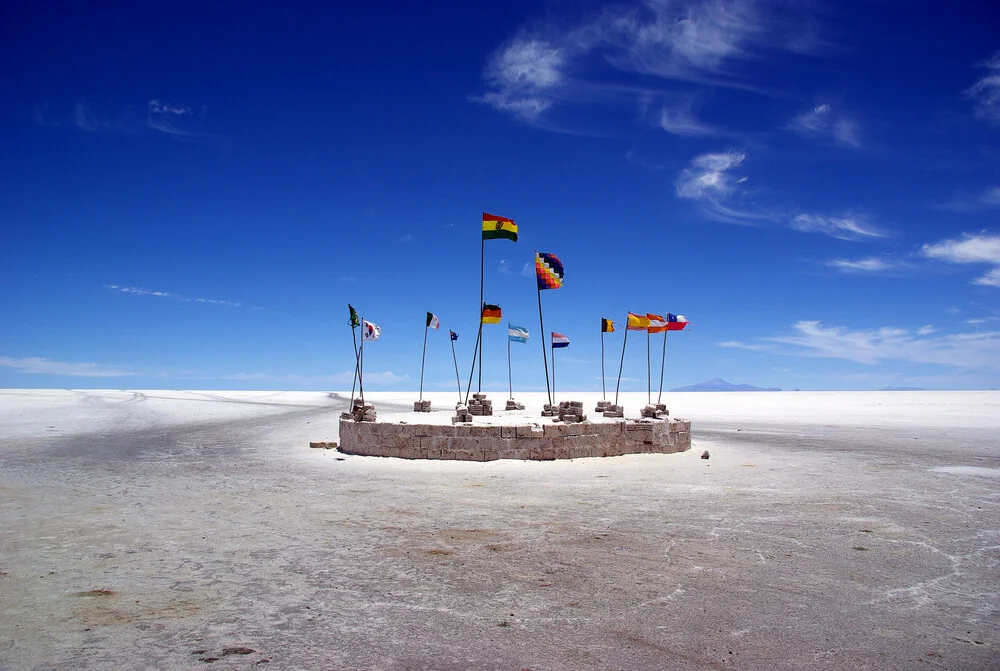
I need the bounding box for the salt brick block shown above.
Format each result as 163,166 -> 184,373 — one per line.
530,426 -> 544,437
482,450 -> 500,462
542,424 -> 564,438
514,425 -> 533,438
565,423 -> 584,436
483,426 -> 502,437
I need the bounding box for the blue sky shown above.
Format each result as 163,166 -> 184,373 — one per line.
2,0 -> 999,392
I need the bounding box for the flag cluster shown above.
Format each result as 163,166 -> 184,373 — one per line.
626,312 -> 688,331
535,252 -> 564,290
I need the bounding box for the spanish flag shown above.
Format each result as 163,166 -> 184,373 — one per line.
481,303 -> 502,324
601,318 -> 615,333
626,313 -> 649,331
482,213 -> 518,242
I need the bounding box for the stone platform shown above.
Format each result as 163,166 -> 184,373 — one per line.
337,417 -> 691,461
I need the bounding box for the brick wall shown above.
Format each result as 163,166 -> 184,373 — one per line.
338,418 -> 691,461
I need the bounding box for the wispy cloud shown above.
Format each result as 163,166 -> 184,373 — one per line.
937,184 -> 1000,212
966,51 -> 1000,125
106,284 -> 242,307
826,256 -> 897,272
675,150 -> 765,222
74,99 -> 142,133
921,233 -> 1000,288
787,103 -> 861,148
658,97 -> 719,136
51,98 -> 208,137
768,321 -> 1000,371
0,356 -> 133,378
790,213 -> 884,240
477,0 -> 825,126
718,340 -> 772,351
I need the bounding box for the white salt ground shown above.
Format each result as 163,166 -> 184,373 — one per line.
0,389 -> 998,670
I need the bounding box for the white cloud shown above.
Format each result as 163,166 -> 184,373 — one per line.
827,257 -> 895,272
718,340 -> 772,351
921,234 -> 1000,265
966,51 -> 1000,125
658,98 -> 718,136
787,103 -> 861,148
0,356 -> 133,378
148,99 -> 191,115
479,37 -> 566,120
478,0 -> 824,124
974,268 -> 1000,288
768,321 -> 1000,371
676,150 -> 745,199
918,325 -> 935,335
107,284 -> 242,306
790,213 -> 884,240
921,233 -> 1000,289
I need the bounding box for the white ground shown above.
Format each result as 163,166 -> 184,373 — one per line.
1,389 -> 998,670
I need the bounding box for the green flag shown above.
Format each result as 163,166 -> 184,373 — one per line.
348,304 -> 360,328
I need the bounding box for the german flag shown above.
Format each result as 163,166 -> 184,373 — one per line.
482,213 -> 518,242
626,313 -> 649,331
601,318 -> 615,333
481,303 -> 502,324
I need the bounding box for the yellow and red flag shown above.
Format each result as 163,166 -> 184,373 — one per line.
647,313 -> 667,333
626,313 -> 650,331
481,304 -> 502,324
482,213 -> 518,242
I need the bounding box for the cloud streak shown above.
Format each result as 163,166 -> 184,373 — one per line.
921,233 -> 1000,288
768,321 -> 1000,371
0,356 -> 134,378
826,257 -> 897,272
107,284 -> 243,307
966,51 -> 1000,125
787,104 -> 861,148
790,213 -> 884,240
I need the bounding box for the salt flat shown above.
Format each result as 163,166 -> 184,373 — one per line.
0,389 -> 998,670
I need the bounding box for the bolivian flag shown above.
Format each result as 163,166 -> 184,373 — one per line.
481,304 -> 502,324
482,213 -> 518,242
626,313 -> 650,331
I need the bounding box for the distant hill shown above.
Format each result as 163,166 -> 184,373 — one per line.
671,378 -> 782,392
879,386 -> 927,391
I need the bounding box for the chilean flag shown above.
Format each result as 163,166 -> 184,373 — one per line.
666,314 -> 688,331
551,332 -> 570,348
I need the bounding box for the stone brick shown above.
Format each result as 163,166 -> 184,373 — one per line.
500,425 -> 515,438
515,425 -> 534,438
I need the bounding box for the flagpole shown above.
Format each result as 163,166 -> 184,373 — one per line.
478,232 -> 485,394
601,329 -> 606,401
536,281 -> 552,407
507,332 -> 513,400
464,324 -> 483,405
450,334 -> 462,404
614,314 -> 630,406
418,321 -> 429,403
657,328 -> 668,405
350,324 -> 360,409
646,329 -> 651,405
358,316 -> 366,407
552,339 -> 556,402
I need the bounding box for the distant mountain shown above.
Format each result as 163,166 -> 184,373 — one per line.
879,386 -> 927,391
671,378 -> 782,392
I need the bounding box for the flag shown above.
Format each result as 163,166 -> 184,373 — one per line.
508,323 -> 529,343
450,330 -> 459,341
481,304 -> 502,324
482,213 -> 518,242
666,313 -> 689,331
348,304 -> 360,329
426,312 -> 440,329
627,313 -> 650,330
535,252 -> 564,290
601,318 -> 615,333
647,313 -> 667,333
362,320 -> 381,342
551,332 -> 570,348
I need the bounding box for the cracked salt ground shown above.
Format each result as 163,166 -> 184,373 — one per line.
0,389 -> 998,670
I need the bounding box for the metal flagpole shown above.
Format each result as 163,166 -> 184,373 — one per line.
657,328 -> 669,405
350,324 -> 360,409
601,328 -> 606,400
478,233 -> 485,393
646,329 -> 651,405
463,324 -> 483,405
507,332 -> 513,399
614,314 -> 630,406
552,337 -> 557,401
536,283 -> 552,407
450,334 -> 462,404
358,316 -> 366,407
418,321 -> 429,402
